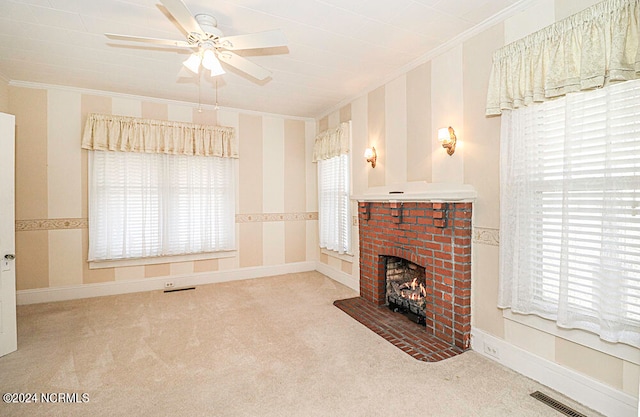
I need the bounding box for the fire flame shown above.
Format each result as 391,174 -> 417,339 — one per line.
398,279 -> 427,301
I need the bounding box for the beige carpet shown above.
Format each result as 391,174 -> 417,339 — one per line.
0,271 -> 602,417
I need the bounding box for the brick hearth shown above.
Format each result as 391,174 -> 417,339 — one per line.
340,201 -> 472,360
334,297 -> 464,362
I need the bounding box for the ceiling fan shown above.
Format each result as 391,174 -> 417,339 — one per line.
105,0 -> 287,81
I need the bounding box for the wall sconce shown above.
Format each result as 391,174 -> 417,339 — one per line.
438,127 -> 457,156
364,147 -> 377,168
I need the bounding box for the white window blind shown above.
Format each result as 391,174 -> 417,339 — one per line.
499,78 -> 640,347
318,154 -> 351,254
88,150 -> 235,261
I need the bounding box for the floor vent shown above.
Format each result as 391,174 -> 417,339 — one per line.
163,287 -> 196,293
530,391 -> 587,417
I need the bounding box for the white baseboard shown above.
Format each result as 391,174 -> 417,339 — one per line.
16,261 -> 316,305
471,328 -> 638,417
315,261 -> 360,293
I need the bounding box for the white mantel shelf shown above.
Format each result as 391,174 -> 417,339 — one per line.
351,181 -> 477,202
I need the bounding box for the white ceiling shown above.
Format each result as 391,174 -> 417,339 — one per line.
0,0 -> 526,118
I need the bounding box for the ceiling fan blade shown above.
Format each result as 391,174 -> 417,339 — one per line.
217,52 -> 272,81
105,33 -> 192,47
217,30 -> 287,50
160,0 -> 204,35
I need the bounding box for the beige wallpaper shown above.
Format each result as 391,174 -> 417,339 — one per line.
462,22 -> 505,345
9,86 -> 316,291
367,86 -> 385,187
406,63 -> 432,182
0,76 -> 8,113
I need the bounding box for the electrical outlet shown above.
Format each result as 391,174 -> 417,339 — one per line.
164,281 -> 175,289
483,341 -> 500,359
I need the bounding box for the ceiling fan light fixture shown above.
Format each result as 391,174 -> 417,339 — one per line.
183,53 -> 201,74
202,49 -> 225,76
201,49 -> 216,69
208,58 -> 225,77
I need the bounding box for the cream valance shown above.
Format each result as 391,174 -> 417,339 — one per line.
486,0 -> 640,116
312,122 -> 350,162
82,113 -> 238,158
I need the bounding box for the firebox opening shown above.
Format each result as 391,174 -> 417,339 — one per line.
384,256 -> 427,326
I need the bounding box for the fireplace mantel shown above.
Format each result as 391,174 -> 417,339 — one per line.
351,181 -> 476,202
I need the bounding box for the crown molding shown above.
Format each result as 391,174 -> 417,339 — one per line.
315,0 -> 538,120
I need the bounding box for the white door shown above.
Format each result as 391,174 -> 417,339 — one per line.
0,112 -> 16,357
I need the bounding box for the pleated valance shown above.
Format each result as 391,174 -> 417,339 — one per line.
486,0 -> 640,116
82,113 -> 238,158
312,122 -> 350,162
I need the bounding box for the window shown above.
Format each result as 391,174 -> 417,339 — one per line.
88,150 -> 235,262
318,153 -> 351,254
499,78 -> 640,347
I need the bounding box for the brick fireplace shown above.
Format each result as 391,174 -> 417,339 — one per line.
357,201 -> 472,350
